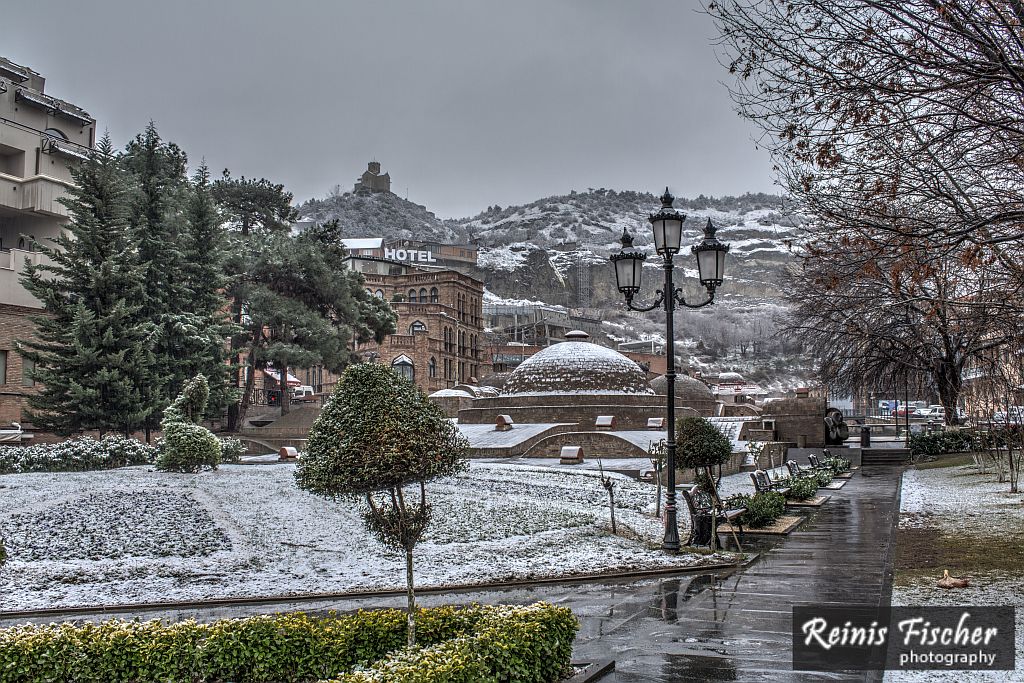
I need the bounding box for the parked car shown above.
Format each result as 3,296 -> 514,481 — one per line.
291,385 -> 316,402
896,406 -> 917,417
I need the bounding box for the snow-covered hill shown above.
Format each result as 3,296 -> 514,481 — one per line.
298,186 -> 813,386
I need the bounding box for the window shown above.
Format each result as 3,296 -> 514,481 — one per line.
429,287 -> 439,303
375,289 -> 385,298
408,289 -> 417,303
0,350 -> 6,384
409,320 -> 427,334
419,288 -> 427,302
43,128 -> 69,141
17,238 -> 24,250
429,357 -> 437,378
391,355 -> 414,381
21,356 -> 34,387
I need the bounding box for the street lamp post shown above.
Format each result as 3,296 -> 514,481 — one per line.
610,189 -> 730,553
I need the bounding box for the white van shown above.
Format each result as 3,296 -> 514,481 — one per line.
291,385 -> 316,402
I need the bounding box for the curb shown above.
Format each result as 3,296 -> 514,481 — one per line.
0,558 -> 750,621
566,659 -> 615,682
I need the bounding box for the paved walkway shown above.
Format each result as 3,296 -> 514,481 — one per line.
3,468 -> 902,682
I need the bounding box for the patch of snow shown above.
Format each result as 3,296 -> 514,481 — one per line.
0,463 -> 737,611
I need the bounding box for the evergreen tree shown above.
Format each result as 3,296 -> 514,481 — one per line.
241,222 -> 396,417
19,135 -> 160,435
295,363 -> 469,647
178,164 -> 236,416
212,172 -> 297,428
122,123 -> 188,430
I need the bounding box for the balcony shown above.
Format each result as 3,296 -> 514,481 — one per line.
0,248 -> 48,309
0,172 -> 73,217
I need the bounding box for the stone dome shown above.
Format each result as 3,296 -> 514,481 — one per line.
650,374 -> 715,403
501,339 -> 654,396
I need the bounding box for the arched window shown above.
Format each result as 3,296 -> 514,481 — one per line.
408,289 -> 417,303
375,289 -> 385,298
17,238 -> 25,250
391,355 -> 414,381
409,320 -> 427,334
43,128 -> 69,141
429,357 -> 437,378
365,288 -> 373,296
419,288 -> 427,302
429,287 -> 439,303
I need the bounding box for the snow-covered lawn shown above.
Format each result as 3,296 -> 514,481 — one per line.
886,462 -> 1024,682
0,463 -> 737,611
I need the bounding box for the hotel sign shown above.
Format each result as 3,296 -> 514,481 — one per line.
384,248 -> 437,263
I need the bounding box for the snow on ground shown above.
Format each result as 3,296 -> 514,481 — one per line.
0,463 -> 735,611
886,464 -> 1024,682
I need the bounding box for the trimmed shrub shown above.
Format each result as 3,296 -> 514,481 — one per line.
156,374 -> 221,473
735,491 -> 786,529
824,454 -> 851,474
908,430 -> 975,457
787,476 -> 818,501
0,603 -> 576,683
0,436 -> 156,475
676,417 -> 733,471
814,469 -> 833,487
331,603 -> 578,683
218,436 -> 246,463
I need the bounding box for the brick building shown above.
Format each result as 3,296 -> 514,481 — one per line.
348,256 -> 485,394
0,57 -> 96,425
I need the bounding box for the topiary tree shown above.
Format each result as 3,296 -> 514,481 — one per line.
156,374 -> 222,473
676,417 -> 733,488
295,363 -> 468,646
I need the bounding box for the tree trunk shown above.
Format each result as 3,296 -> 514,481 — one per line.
933,358 -> 963,426
280,360 -> 290,417
405,546 -> 417,647
608,489 -> 617,535
237,354 -> 257,428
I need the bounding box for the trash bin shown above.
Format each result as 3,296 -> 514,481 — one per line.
860,425 -> 871,447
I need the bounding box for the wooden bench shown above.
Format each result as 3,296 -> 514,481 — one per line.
751,469 -> 791,497
807,453 -> 833,472
682,482 -> 745,551
785,459 -> 815,479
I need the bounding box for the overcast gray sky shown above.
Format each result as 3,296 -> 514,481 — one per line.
6,0 -> 776,218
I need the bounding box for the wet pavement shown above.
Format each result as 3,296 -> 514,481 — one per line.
2,467 -> 901,682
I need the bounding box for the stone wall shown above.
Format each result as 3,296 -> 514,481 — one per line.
458,394 -> 705,430
523,431 -> 653,459
761,397 -> 827,447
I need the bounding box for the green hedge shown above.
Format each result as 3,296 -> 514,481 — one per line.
0,436 -> 156,475
727,491 -> 786,529
0,603 -> 576,683
787,476 -> 818,501
908,430 -> 975,457
331,603 -> 578,683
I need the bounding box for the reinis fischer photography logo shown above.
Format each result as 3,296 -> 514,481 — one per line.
792,606 -> 1016,671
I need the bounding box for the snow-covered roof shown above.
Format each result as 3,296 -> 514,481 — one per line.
502,340 -> 654,396
429,388 -> 475,398
341,237 -> 384,250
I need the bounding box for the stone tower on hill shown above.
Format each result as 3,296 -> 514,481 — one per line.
354,161 -> 391,194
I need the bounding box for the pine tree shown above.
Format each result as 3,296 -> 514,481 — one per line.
212,172 -> 297,428
19,136 -> 161,435
179,164 -> 237,416
242,224 -> 396,417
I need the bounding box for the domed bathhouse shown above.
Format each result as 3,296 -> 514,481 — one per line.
453,331 -> 756,471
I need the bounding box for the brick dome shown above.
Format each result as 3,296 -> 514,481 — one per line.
501,338 -> 654,396
649,374 -> 715,403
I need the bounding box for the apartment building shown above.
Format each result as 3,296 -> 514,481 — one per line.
0,57 -> 95,424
